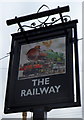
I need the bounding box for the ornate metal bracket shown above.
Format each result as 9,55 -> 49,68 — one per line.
6,5 -> 71,32
17,5 -> 71,31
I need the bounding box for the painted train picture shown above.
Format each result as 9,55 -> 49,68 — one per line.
18,37 -> 66,80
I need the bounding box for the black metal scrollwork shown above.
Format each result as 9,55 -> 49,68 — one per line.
17,5 -> 71,31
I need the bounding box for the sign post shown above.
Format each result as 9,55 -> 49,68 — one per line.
4,5 -> 81,119
33,108 -> 47,120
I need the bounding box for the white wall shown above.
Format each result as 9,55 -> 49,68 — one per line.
0,1 -> 82,119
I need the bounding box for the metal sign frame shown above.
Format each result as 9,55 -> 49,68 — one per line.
4,19 -> 81,114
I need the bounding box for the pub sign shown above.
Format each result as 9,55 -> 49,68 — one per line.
4,20 -> 81,114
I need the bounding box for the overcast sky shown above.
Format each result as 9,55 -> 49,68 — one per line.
0,0 -> 83,119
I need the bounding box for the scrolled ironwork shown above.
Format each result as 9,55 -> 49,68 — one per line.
17,5 -> 71,32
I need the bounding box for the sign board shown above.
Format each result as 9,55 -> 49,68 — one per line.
4,20 -> 81,114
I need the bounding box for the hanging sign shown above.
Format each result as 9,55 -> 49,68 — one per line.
4,20 -> 81,114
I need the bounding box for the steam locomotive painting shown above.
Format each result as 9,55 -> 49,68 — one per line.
18,37 -> 66,80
